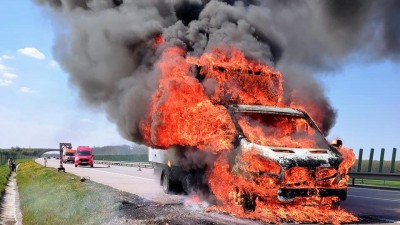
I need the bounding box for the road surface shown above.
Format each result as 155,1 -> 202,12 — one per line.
342,187 -> 400,223
37,158 -> 400,224
37,158 -> 185,204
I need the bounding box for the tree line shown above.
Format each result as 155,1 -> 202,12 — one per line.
351,160 -> 400,173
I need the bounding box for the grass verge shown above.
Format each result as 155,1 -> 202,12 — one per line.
0,163 -> 11,196
352,178 -> 400,189
17,160 -> 123,225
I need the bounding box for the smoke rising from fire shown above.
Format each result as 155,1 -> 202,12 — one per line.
35,0 -> 400,142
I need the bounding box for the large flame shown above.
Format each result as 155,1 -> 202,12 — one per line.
140,44 -> 357,224
186,48 -> 283,106
209,149 -> 357,224
237,113 -> 319,148
141,47 -> 237,152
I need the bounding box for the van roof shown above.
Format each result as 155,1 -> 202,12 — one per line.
77,146 -> 92,150
229,105 -> 304,117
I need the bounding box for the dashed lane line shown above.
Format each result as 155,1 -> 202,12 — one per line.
87,168 -> 154,181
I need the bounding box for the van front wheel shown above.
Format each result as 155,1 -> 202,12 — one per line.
242,192 -> 257,212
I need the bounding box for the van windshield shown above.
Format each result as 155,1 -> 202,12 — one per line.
77,151 -> 92,156
65,152 -> 74,156
234,112 -> 329,149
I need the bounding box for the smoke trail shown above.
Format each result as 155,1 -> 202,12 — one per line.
34,0 -> 400,142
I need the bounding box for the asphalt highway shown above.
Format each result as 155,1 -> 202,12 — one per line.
342,186 -> 400,223
36,158 -> 400,224
36,158 -> 185,205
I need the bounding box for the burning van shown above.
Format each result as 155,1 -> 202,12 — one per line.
150,103 -> 350,210
226,104 -> 348,210
147,46 -> 354,213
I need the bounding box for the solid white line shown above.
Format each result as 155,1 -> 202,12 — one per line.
350,186 -> 400,193
38,160 -> 154,181
90,169 -> 154,181
366,215 -> 400,223
348,194 -> 400,202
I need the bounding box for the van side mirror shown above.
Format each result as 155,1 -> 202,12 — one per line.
331,139 -> 343,148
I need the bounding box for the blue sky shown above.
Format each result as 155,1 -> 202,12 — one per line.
0,1 -> 398,161
321,60 -> 400,160
0,1 -> 131,149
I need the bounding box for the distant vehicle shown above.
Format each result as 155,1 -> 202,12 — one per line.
75,146 -> 94,167
63,148 -> 76,163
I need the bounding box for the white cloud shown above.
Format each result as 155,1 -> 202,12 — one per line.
0,79 -> 13,86
49,60 -> 59,68
2,55 -> 15,60
0,63 -> 13,72
19,86 -> 38,94
17,48 -> 45,60
3,72 -> 18,79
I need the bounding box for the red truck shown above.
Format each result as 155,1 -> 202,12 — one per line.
74,146 -> 94,167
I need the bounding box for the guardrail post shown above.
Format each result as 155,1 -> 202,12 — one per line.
391,148 -> 397,173
357,148 -> 363,172
379,148 -> 385,173
368,148 -> 374,172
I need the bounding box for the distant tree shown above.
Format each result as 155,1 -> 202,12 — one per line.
11,146 -> 23,152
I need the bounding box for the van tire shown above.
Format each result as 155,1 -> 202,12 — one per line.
162,170 -> 176,194
75,165 -> 77,167
242,192 -> 256,212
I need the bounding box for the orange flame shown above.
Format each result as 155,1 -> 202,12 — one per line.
140,47 -> 237,152
187,48 -> 283,106
140,45 -> 357,224
238,113 -> 319,148
208,152 -> 357,225
337,147 -> 356,185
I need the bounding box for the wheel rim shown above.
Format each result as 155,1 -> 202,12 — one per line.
162,173 -> 169,192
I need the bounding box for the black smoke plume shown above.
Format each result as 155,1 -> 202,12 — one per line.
34,0 -> 400,142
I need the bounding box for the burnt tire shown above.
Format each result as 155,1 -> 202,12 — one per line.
242,192 -> 257,212
162,170 -> 175,194
182,173 -> 194,194
331,200 -> 340,209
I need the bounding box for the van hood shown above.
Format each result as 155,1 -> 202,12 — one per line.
240,139 -> 342,168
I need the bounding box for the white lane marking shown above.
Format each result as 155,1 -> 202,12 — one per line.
38,160 -> 155,181
366,215 -> 400,223
350,186 -> 400,193
89,169 -> 154,181
348,194 -> 400,202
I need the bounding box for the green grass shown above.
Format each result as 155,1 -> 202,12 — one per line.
1,159 -> 29,196
352,178 -> 400,189
0,163 -> 11,196
17,160 -> 123,225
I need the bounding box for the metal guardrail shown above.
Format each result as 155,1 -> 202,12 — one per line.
95,160 -> 154,169
349,172 -> 400,181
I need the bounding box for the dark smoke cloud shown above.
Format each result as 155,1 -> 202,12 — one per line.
34,0 -> 400,142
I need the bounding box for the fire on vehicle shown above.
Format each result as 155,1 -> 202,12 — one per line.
145,45 -> 356,224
